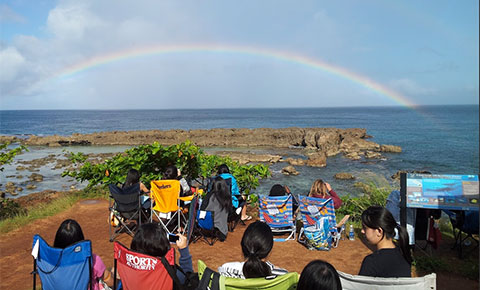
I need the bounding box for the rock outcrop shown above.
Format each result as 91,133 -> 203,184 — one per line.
334,172 -> 355,180
1,127 -> 402,166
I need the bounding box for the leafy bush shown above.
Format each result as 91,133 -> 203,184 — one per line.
62,141 -> 270,195
0,199 -> 26,221
336,181 -> 392,222
0,142 -> 28,171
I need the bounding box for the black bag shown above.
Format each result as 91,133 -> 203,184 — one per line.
161,256 -> 199,290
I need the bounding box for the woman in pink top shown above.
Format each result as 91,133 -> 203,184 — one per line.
308,179 -> 342,209
54,219 -> 113,290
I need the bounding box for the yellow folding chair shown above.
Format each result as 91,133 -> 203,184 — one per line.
150,180 -> 194,234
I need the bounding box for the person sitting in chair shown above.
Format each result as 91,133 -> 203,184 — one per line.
268,184 -> 299,213
217,164 -> 251,221
131,223 -> 193,285
297,260 -> 342,290
123,168 -> 150,209
359,206 -> 412,278
54,219 -> 113,290
201,176 -> 232,241
163,165 -> 192,197
218,221 -> 287,279
308,179 -> 342,209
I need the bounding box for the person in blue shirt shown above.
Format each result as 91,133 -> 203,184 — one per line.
217,164 -> 251,221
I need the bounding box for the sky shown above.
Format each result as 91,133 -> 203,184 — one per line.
0,0 -> 478,110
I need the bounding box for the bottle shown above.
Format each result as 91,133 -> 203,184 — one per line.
349,224 -> 355,241
340,224 -> 346,240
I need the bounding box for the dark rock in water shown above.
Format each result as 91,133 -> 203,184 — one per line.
29,173 -> 44,182
305,152 -> 327,167
16,166 -> 26,171
391,170 -> 432,180
16,187 -> 23,192
26,184 -> 37,190
282,165 -> 299,176
16,175 -> 23,179
334,173 -> 355,180
0,191 -> 5,198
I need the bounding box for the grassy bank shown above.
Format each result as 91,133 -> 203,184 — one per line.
0,187 -> 109,234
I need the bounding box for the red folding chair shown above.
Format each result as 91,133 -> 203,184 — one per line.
113,242 -> 175,290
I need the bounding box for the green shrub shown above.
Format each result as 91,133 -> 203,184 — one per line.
336,181 -> 392,222
0,198 -> 27,221
63,141 -> 270,195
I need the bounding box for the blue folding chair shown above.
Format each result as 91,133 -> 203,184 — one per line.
259,195 -> 296,241
31,234 -> 93,290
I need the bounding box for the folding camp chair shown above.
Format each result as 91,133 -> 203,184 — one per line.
192,209 -> 219,246
150,180 -> 194,235
108,183 -> 146,242
445,210 -> 479,258
259,195 -> 296,241
31,234 -> 93,290
113,242 -> 175,290
297,195 -> 340,250
197,260 -> 298,290
338,271 -> 436,290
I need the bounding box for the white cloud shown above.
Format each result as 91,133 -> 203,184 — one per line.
0,46 -> 25,82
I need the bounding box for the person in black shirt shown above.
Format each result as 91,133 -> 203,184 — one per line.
359,206 -> 412,278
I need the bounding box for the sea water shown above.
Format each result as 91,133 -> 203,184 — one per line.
0,105 -> 478,197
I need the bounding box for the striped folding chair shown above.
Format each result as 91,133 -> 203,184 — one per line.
259,195 -> 296,241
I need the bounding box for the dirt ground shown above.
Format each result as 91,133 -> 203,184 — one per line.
0,199 -> 478,290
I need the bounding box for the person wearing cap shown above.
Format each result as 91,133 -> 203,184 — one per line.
268,184 -> 299,213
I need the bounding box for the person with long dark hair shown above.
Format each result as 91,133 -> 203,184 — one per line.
123,168 -> 150,209
54,219 -> 113,290
201,177 -> 232,241
163,165 -> 192,197
217,164 -> 250,221
131,223 -> 193,284
218,221 -> 287,279
297,260 -> 342,290
359,206 -> 412,277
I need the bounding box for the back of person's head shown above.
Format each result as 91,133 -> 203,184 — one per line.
131,223 -> 170,257
54,219 -> 85,248
210,176 -> 232,211
361,206 -> 412,264
297,260 -> 341,290
124,169 -> 140,188
241,221 -> 274,278
309,179 -> 328,197
163,165 -> 179,180
269,184 -> 287,196
217,164 -> 230,175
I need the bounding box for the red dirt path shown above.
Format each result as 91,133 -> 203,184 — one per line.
0,199 -> 477,289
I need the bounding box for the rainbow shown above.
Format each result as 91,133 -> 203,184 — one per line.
57,44 -> 417,107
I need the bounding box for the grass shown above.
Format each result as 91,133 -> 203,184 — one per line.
0,187 -> 109,234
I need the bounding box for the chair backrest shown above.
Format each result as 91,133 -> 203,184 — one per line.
259,195 -> 294,228
114,242 -> 175,290
32,234 -> 92,290
109,183 -> 141,213
185,194 -> 199,240
338,271 -> 436,290
298,195 -> 338,233
150,180 -> 181,213
198,260 -> 299,290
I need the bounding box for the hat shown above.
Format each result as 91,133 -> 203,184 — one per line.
269,184 -> 287,196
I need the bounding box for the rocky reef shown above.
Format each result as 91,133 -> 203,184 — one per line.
0,127 -> 401,163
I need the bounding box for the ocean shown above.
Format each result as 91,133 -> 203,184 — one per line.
0,105 -> 478,197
